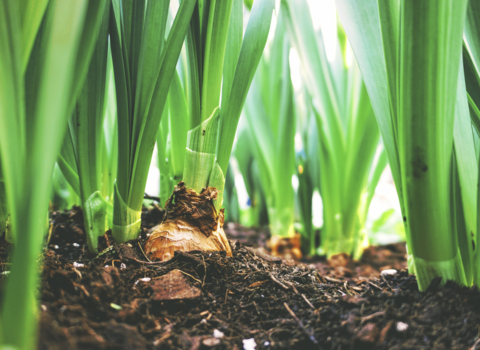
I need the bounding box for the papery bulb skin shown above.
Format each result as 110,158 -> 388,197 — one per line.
145,182 -> 232,261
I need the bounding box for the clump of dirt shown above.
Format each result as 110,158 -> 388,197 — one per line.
2,208 -> 480,349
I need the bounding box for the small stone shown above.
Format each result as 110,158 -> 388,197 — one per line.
73,262 -> 84,268
73,243 -> 80,247
120,263 -> 127,270
263,341 -> 270,346
396,321 -> 408,332
213,329 -> 224,339
243,338 -> 256,350
202,338 -> 220,347
381,269 -> 397,276
134,277 -> 151,286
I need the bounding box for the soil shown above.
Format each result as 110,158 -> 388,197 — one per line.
1,206 -> 480,350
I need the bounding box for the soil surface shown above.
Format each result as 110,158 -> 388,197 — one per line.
1,206 -> 480,349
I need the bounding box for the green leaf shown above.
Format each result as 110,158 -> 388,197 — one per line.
336,0 -> 402,197
110,0 -> 196,242
216,0 -> 276,174
183,108 -> 221,193
168,71 -> 189,179
397,0 -> 468,289
0,1 -> 106,348
202,0 -> 233,122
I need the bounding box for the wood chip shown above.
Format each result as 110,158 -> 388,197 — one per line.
151,269 -> 201,301
248,280 -> 268,288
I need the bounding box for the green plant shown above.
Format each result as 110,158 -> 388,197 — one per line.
109,0 -> 197,243
282,0 -> 387,258
336,0 -> 476,290
294,90 -> 320,256
243,13 -> 296,239
0,1 -> 107,348
0,163 -> 7,237
144,0 -> 276,260
51,164 -> 80,211
234,128 -> 269,227
222,164 -> 241,223
157,64 -> 190,206
57,7 -> 111,253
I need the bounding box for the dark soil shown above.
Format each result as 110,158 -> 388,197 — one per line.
1,206 -> 480,349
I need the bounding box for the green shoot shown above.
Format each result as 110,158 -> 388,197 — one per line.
109,0 -> 196,243
283,0 -> 385,257
0,1 -> 107,348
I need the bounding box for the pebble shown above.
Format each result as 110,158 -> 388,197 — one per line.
73,262 -> 84,268
243,338 -> 256,350
213,329 -> 224,338
203,338 -> 220,347
134,277 -> 151,287
396,321 -> 409,332
381,269 -> 397,276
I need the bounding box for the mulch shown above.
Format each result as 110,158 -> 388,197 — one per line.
1,206 -> 480,349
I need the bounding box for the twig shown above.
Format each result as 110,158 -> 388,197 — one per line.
93,246 -> 114,260
244,246 -> 282,263
83,322 -> 104,343
470,338 -> 480,350
153,332 -> 172,346
125,256 -> 172,265
201,255 -> 206,287
269,273 -> 289,290
361,311 -> 385,324
381,274 -> 393,290
284,302 -> 318,344
178,270 -> 202,284
253,301 -> 261,315
301,294 -> 315,309
284,302 -> 301,323
284,279 -> 299,294
225,289 -> 229,304
138,242 -> 152,262
368,281 -> 383,290
174,250 -> 204,266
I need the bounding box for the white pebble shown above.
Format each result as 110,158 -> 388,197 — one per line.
120,263 -> 127,270
73,243 -> 80,247
213,329 -> 224,339
396,321 -> 408,332
73,262 -> 84,268
381,269 -> 397,276
134,277 -> 151,287
264,341 -> 270,346
243,338 -> 256,350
